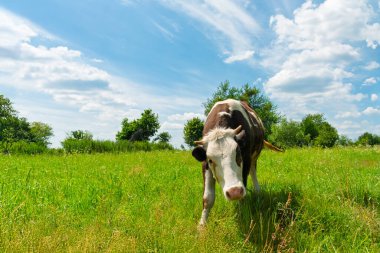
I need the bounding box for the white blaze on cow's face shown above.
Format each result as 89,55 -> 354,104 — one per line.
204,128 -> 245,201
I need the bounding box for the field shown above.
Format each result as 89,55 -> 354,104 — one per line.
0,148 -> 379,252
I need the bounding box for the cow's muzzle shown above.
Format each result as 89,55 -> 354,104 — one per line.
225,186 -> 245,201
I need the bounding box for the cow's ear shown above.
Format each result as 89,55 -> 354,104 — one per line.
192,146 -> 207,162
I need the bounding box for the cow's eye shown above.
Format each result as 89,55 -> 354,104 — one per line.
208,159 -> 213,164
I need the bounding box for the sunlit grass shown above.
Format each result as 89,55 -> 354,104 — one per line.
0,147 -> 379,252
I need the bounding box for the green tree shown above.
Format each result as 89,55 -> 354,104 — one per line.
1,116 -> 31,143
116,109 -> 160,141
183,117 -> 204,147
203,81 -> 280,137
67,130 -> 93,140
0,96 -> 33,153
153,132 -> 171,143
300,114 -> 338,147
0,94 -> 54,153
30,122 -> 53,146
0,95 -> 30,143
0,95 -> 17,118
269,118 -> 309,148
356,132 -> 380,146
301,114 -> 324,142
313,122 -> 339,148
337,135 -> 354,146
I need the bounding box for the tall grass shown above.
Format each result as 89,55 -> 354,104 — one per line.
0,147 -> 379,252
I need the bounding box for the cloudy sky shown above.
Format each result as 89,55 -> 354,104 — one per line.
0,0 -> 379,147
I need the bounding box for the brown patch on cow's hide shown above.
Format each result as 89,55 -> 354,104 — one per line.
240,101 -> 265,155
203,103 -> 230,134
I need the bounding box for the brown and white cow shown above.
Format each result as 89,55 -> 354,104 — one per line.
192,99 -> 281,225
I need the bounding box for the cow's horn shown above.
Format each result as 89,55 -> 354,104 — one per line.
194,140 -> 204,145
234,125 -> 242,135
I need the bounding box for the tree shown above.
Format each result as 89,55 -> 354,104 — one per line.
314,122 -> 339,148
269,118 -> 309,148
67,130 -> 93,140
337,135 -> 354,146
0,95 -> 17,118
30,122 -> 53,146
203,81 -> 280,137
0,95 -> 32,143
301,114 -> 324,142
116,109 -> 160,141
0,116 -> 31,143
0,95 -> 29,143
183,117 -> 204,147
356,132 -> 380,146
300,114 -> 338,147
153,132 -> 171,143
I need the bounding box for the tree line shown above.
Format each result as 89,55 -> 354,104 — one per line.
0,95 -> 54,153
1,81 -> 379,154
0,94 -> 172,154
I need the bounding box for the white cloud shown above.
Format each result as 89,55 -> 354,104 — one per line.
337,120 -> 361,130
159,0 -> 260,63
0,8 -> 204,148
0,8 -> 38,46
168,112 -> 205,122
269,0 -> 380,50
263,0 -> 379,121
371,93 -> 379,101
362,106 -> 380,115
364,61 -> 380,70
335,111 -> 362,119
224,50 -> 254,63
363,77 -> 377,86
160,122 -> 184,130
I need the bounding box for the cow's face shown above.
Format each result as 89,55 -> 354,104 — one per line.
192,127 -> 246,201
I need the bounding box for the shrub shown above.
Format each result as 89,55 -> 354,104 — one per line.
0,140 -> 48,154
61,139 -> 174,154
269,119 -> 309,148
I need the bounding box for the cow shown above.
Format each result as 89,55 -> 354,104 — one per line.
192,99 -> 281,226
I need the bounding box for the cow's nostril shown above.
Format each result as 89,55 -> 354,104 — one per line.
226,191 -> 231,199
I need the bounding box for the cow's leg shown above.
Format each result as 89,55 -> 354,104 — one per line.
250,158 -> 260,192
199,166 -> 216,226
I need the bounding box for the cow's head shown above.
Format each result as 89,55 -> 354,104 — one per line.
192,126 -> 246,201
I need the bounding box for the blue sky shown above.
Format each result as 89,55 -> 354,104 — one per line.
0,0 -> 379,147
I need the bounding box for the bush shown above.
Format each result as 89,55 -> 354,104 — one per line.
0,141 -> 48,154
61,139 -> 174,154
269,119 -> 309,148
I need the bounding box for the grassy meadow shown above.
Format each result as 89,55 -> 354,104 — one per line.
0,147 -> 379,252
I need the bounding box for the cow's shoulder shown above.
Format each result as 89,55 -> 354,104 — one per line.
240,101 -> 264,131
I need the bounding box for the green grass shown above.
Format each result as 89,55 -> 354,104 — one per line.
0,147 -> 379,252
